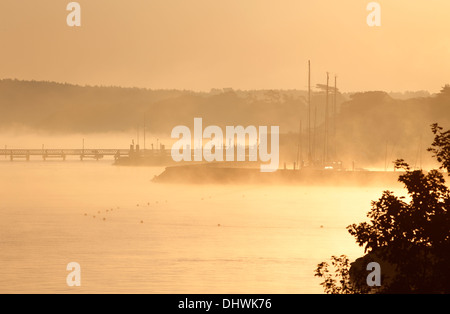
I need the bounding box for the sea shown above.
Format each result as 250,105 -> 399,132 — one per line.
0,159 -> 404,294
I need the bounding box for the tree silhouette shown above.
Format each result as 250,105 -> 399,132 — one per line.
439,84 -> 450,96
316,124 -> 450,294
314,255 -> 362,294
428,123 -> 450,174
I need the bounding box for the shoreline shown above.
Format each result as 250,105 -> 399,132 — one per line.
153,164 -> 403,186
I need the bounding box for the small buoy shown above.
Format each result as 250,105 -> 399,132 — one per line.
147,202 -> 150,206
140,220 -> 144,224
103,218 -> 106,221
218,224 -> 221,227
93,216 -> 96,218
137,204 -> 139,207
84,213 -> 87,216
320,225 -> 324,229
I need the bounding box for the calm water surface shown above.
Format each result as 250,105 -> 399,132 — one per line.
0,160 -> 402,293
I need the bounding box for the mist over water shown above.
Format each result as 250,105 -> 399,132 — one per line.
1,0 -> 449,296
0,157 -> 405,293
0,131 -> 172,150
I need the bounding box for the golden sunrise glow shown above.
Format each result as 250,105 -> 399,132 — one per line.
0,1 -> 449,92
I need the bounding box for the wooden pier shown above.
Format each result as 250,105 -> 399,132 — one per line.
1,148 -> 130,161
1,144 -> 260,165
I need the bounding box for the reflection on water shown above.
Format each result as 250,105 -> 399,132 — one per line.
0,161 -> 403,293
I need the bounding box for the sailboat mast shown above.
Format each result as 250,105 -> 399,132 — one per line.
324,72 -> 329,163
334,75 -> 337,159
313,95 -> 317,163
144,115 -> 146,151
137,124 -> 140,147
308,60 -> 311,164
296,119 -> 302,169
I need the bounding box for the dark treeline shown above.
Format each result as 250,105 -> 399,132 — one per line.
0,79 -> 321,134
334,86 -> 450,167
1,79 -> 449,168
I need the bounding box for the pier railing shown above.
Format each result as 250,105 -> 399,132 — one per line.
0,148 -> 170,161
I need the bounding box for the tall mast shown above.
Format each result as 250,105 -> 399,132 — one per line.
334,75 -> 337,159
313,94 -> 317,163
144,115 -> 146,151
296,119 -> 302,169
137,124 -> 140,147
324,72 -> 329,163
308,60 -> 311,163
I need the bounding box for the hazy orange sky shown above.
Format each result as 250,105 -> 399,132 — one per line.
0,0 -> 449,93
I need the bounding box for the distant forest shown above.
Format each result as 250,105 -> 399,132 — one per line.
0,79 -> 449,168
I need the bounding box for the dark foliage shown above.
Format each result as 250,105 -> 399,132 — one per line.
428,123 -> 450,174
314,255 -> 361,294
317,124 -> 450,294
